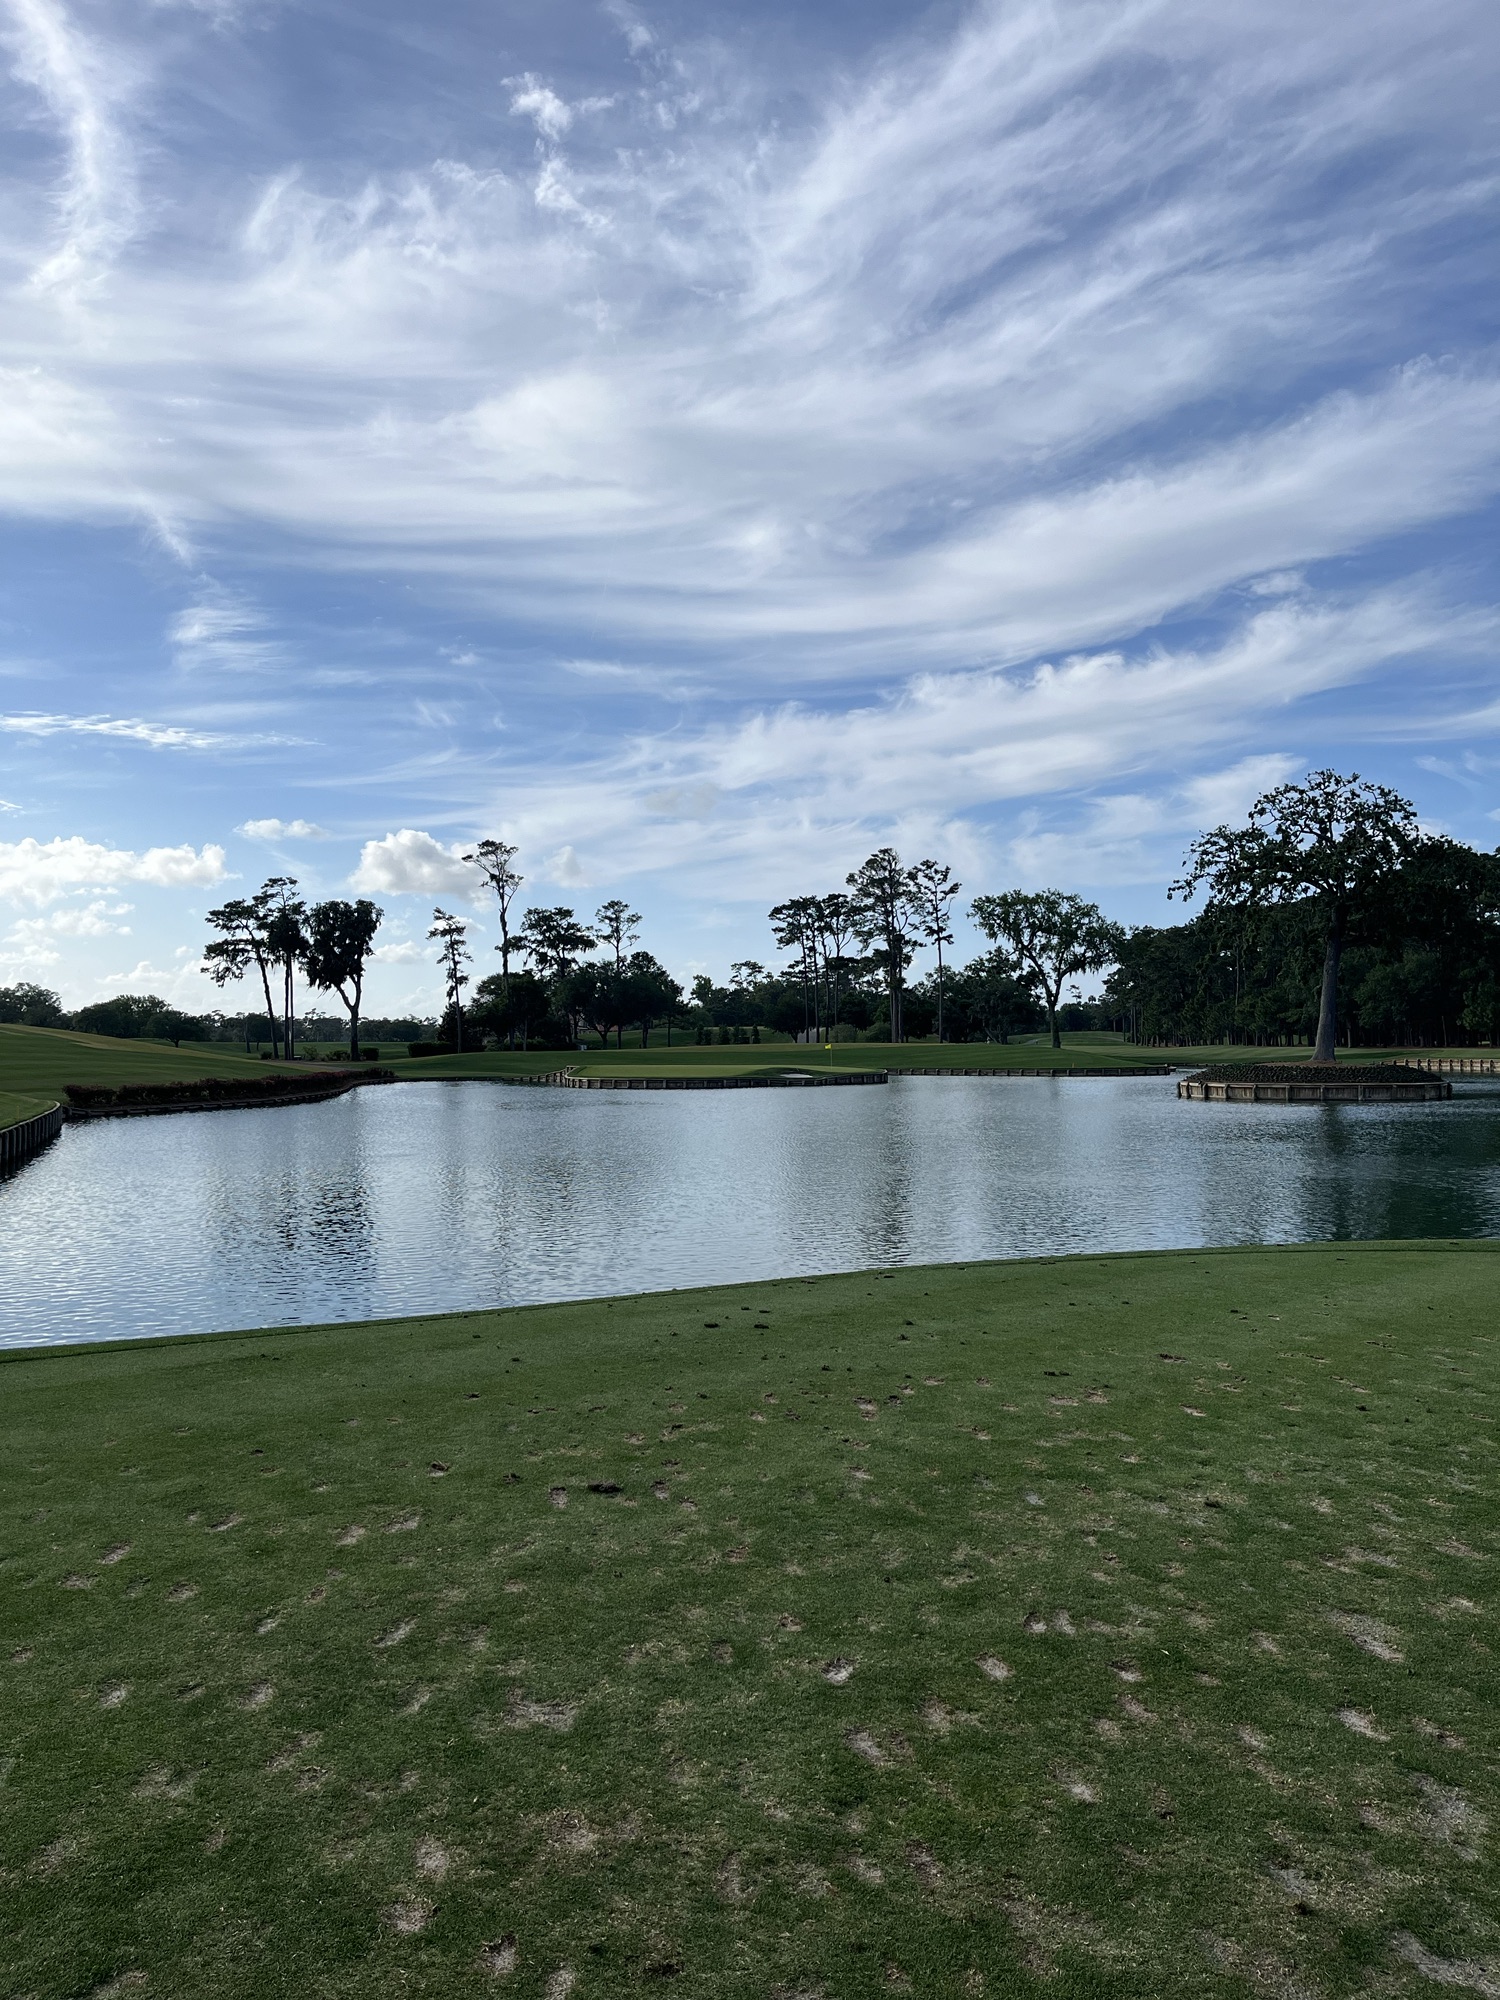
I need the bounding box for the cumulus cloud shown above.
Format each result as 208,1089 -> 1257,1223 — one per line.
237,817 -> 329,841
351,829 -> 477,898
0,836 -> 227,905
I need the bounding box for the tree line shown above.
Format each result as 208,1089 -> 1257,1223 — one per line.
5,771 -> 1498,1055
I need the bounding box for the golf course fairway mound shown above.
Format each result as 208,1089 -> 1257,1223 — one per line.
3,1244 -> 1497,1998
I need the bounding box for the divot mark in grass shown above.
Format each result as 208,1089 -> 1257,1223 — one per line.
384,1896 -> 434,1934
239,1681 -> 274,1710
855,1400 -> 878,1420
1414,1717 -> 1466,1749
384,1512 -> 421,1533
255,1615 -> 280,1636
132,1763 -> 198,1800
377,1620 -> 416,1649
906,1841 -> 942,1889
543,1972 -> 576,2000
208,1513 -> 243,1533
479,1936 -> 518,1978
844,1853 -> 883,1885
715,1852 -> 753,1905
976,1655 -> 1011,1681
846,1726 -> 906,1765
335,1525 -> 366,1547
544,1809 -> 597,1853
1329,1610 -> 1404,1662
61,1573 -> 94,1590
922,1699 -> 978,1733
549,1487 -> 568,1510
1413,1773 -> 1487,1855
1339,1707 -> 1388,1740
415,1835 -> 450,1880
1056,1772 -> 1099,1803
166,1582 -> 198,1602
1391,1930 -> 1500,1994
99,1682 -> 129,1708
822,1658 -> 856,1686
507,1691 -> 576,1731
777,1613 -> 804,1632
99,1543 -> 132,1565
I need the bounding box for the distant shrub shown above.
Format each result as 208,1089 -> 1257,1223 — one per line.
65,1070 -> 393,1111
407,1042 -> 452,1059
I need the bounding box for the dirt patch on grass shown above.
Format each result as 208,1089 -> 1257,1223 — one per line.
976,1655 -> 1011,1680
384,1895 -> 434,1934
1391,1932 -> 1500,1995
507,1691 -> 577,1731
1328,1610 -> 1404,1662
479,1936 -> 518,1978
822,1658 -> 856,1686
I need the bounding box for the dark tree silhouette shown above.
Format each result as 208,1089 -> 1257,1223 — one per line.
203,888 -> 284,1056
302,898 -> 383,1057
970,889 -> 1123,1050
908,859 -> 960,1041
846,848 -> 918,1043
1173,770 -> 1418,1063
428,908 -> 472,1053
464,840 -> 524,995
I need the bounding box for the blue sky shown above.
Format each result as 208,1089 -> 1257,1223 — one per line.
1,0 -> 1498,1014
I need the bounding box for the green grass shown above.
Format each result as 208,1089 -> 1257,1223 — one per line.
0,1089 -> 54,1129
0,1025 -> 330,1128
4,1244 -> 1497,1997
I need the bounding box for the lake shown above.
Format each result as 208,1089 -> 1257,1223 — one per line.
4,1075 -> 1499,1348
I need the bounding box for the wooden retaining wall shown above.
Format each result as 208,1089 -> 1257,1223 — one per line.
885,1065 -> 1173,1079
1178,1077 -> 1451,1103
1394,1057 -> 1500,1075
525,1070 -> 889,1091
0,1103 -> 63,1171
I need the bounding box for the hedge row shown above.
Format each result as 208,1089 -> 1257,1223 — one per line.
64,1070 -> 393,1109
1185,1061 -> 1435,1086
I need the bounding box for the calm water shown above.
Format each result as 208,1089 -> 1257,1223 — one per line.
4,1076 -> 1499,1348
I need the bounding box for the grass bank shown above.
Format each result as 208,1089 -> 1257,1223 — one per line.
4,1244 -> 1497,1997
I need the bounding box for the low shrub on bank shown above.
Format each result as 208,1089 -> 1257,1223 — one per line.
1186,1060 -> 1436,1085
64,1069 -> 393,1109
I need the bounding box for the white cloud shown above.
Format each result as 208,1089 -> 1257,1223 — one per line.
3,0 -> 141,297
171,587 -> 286,674
371,938 -> 424,964
237,817 -> 329,841
0,712 -> 224,749
0,836 -> 227,905
351,828 -> 477,898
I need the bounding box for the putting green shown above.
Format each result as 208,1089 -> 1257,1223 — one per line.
3,1244 -> 1497,1997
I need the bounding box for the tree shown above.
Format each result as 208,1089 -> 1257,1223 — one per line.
625,951 -> 681,1047
516,906 -> 596,985
907,859 -> 960,1041
769,897 -> 820,1038
71,994 -> 208,1044
0,982 -> 63,1026
846,848 -> 918,1042
470,969 -> 565,1050
301,899 -> 383,1058
260,877 -> 307,1059
202,890 -> 283,1056
594,899 -> 643,1047
464,840 -> 524,996
428,909 -> 472,1053
970,889 -> 1124,1049
1173,770 -> 1418,1063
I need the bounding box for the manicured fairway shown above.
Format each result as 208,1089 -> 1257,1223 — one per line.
3,1245 -> 1497,1998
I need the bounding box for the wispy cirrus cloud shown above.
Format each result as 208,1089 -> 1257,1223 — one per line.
0,0 -> 1498,994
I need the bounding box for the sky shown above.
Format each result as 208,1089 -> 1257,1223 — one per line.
1,0 -> 1498,1016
